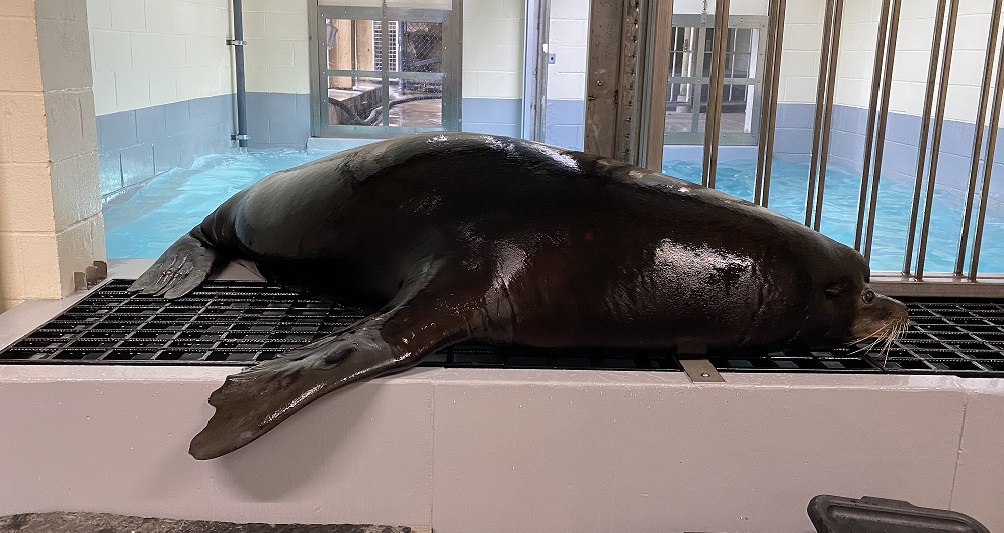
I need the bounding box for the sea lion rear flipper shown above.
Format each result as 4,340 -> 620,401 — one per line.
188,269 -> 479,459
128,227 -> 223,299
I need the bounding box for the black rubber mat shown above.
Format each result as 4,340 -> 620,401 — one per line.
1,279 -> 1003,377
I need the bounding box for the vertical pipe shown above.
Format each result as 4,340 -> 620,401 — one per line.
956,0 -> 1003,275
812,0 -> 842,231
644,0 -> 674,172
521,0 -> 550,142
916,0 -> 959,279
805,0 -> 835,226
232,0 -> 248,148
970,13 -> 1004,280
760,0 -> 785,207
854,0 -> 891,250
862,0 -> 901,261
903,0 -> 947,276
754,0 -> 779,205
703,0 -> 731,189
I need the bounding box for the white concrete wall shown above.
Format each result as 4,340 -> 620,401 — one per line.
546,0 -> 587,101
463,0 -> 524,99
243,0 -> 310,94
86,0 -> 234,115
779,0 -> 827,104
0,0 -> 105,312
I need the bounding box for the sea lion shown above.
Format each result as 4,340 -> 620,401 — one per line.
129,132 -> 909,460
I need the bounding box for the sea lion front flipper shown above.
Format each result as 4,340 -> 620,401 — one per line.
128,227 -> 223,299
188,269 -> 480,460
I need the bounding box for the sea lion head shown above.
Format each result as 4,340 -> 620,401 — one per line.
797,247 -> 909,350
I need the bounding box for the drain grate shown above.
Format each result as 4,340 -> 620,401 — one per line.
1,279 -> 1003,377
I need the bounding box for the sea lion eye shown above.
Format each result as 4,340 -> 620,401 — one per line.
862,290 -> 875,304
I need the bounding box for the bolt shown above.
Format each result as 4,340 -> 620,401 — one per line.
700,372 -> 710,377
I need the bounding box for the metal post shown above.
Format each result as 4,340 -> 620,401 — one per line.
643,0 -> 674,172
754,0 -> 779,204
521,0 -> 551,142
862,0 -> 901,261
903,0 -> 947,276
759,0 -> 785,207
231,0 -> 248,148
854,0 -> 891,250
969,9 -> 1004,280
955,0 -> 1003,275
584,0 -> 625,158
805,0 -> 835,226
811,0 -> 842,231
702,0 -> 730,189
916,0 -> 959,279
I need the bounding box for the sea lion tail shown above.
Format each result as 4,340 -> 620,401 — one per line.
128,227 -> 224,299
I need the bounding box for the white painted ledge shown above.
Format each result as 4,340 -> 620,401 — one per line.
0,260 -> 1001,532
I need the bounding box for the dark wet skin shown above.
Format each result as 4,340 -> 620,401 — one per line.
129,132 -> 909,459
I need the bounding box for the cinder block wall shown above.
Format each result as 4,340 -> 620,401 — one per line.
87,0 -> 235,199
0,0 -> 105,312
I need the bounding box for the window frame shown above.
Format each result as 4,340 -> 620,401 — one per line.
308,1 -> 463,138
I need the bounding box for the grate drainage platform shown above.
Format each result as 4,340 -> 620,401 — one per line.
1,279 -> 1004,377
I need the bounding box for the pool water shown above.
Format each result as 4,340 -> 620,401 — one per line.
103,149 -> 1004,274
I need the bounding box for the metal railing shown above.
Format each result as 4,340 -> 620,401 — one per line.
694,0 -> 1004,297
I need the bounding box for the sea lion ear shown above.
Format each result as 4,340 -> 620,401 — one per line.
824,278 -> 853,299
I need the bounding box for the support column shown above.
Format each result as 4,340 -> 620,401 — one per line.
0,0 -> 105,312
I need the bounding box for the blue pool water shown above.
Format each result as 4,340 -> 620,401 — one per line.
103,149 -> 1004,274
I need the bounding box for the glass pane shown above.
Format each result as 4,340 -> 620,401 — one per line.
387,75 -> 443,127
665,82 -> 697,133
326,19 -> 378,72
327,76 -> 385,126
394,20 -> 444,73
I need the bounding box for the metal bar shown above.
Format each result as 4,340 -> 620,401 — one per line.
760,0 -> 785,207
309,1 -> 324,137
754,0 -> 779,205
380,12 -> 391,127
970,12 -> 1004,280
615,0 -> 643,162
863,0 -> 901,261
812,0 -> 843,231
903,0 -> 947,276
703,0 -> 731,189
584,0 -> 625,158
805,0 -> 835,226
854,0 -> 891,250
956,0 -> 1002,275
916,0 -> 959,279
521,0 -> 550,141
644,0 -> 674,171
232,0 -> 248,148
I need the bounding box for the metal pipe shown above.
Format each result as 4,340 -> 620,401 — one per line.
862,0 -> 901,261
760,0 -> 786,208
805,0 -> 835,226
916,0 -> 959,279
903,0 -> 947,276
970,12 -> 1004,280
812,0 -> 842,231
956,0 -> 1003,275
702,0 -> 730,189
854,0 -> 891,251
232,0 -> 248,148
754,0 -> 779,205
644,0 -> 674,172
521,0 -> 550,142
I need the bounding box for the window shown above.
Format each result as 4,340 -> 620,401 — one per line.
664,14 -> 767,145
310,1 -> 462,138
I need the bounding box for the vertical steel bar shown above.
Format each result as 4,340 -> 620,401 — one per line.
916,0 -> 959,279
955,0 -> 1002,275
854,0 -> 891,250
862,0 -> 901,261
754,0 -> 779,205
970,12 -> 1004,280
706,0 -> 731,189
232,0 -> 248,148
903,0 -> 947,275
812,0 -> 843,231
805,0 -> 835,226
760,0 -> 786,207
644,0 -> 675,172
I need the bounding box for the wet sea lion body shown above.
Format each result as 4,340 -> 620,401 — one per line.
129,132 -> 908,459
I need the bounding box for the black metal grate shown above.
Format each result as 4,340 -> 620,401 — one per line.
2,279 -> 1003,377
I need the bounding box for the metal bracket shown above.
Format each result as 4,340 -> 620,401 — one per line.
679,358 -> 726,383
226,39 -> 246,46
232,134 -> 250,141
73,261 -> 109,291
